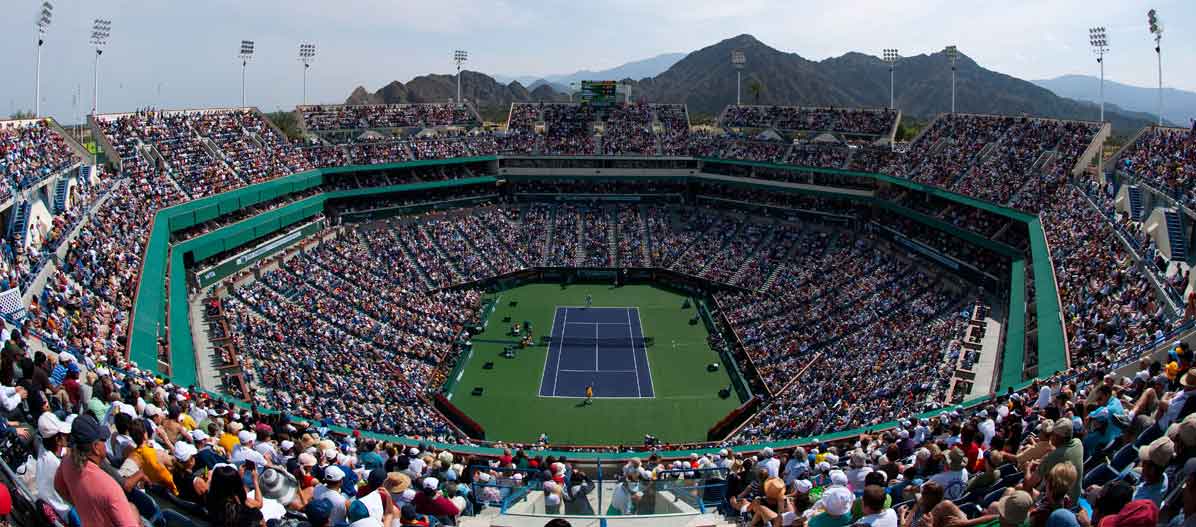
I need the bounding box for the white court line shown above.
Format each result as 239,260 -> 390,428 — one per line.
538,305 -> 560,397
634,307 -> 656,396
594,319 -> 599,370
551,307 -> 567,396
627,307 -> 642,397
563,321 -> 628,325
558,369 -> 639,373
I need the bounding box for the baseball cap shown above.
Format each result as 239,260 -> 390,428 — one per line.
238,430 -> 255,444
792,479 -> 813,493
69,414 -> 109,447
305,498 -> 333,526
1052,418 -> 1074,439
191,430 -> 210,442
829,469 -> 849,487
174,442 -> 198,463
1140,436 -> 1176,467
423,477 -> 439,490
324,465 -> 346,483
995,490 -> 1033,524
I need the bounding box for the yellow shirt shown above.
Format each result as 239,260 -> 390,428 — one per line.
218,432 -> 241,458
180,413 -> 197,431
132,443 -> 178,495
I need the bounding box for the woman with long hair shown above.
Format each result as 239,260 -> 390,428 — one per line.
205,464 -> 265,527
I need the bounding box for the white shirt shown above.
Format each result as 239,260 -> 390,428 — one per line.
762,457 -> 781,478
1160,390 -> 1194,429
858,509 -> 900,527
979,419 -> 996,447
36,448 -> 70,517
231,444 -> 268,466
314,485 -> 348,525
930,469 -> 969,500
0,387 -> 20,412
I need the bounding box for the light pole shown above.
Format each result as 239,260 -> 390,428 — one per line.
945,45 -> 958,114
299,43 -> 316,106
89,18 -> 110,118
1089,27 -> 1108,122
1148,9 -> 1163,126
35,2 -> 53,118
454,50 -> 468,105
731,50 -> 746,106
883,49 -> 900,110
239,40 -> 254,107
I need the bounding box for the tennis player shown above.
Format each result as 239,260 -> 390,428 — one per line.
585,384 -> 594,405
585,293 -> 593,308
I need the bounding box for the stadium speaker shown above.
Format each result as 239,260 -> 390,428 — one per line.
472,387 -> 484,396
707,363 -> 720,372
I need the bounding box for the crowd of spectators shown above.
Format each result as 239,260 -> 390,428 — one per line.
722,106 -> 898,136
1116,126 -> 1196,211
300,103 -> 479,131
0,120 -> 79,197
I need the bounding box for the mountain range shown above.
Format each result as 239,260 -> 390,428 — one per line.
345,34 -> 1163,137
1032,74 -> 1195,128
491,52 -> 688,92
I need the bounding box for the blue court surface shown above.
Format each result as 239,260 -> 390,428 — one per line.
538,306 -> 655,398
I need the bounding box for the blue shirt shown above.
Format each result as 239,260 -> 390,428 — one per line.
1134,472 -> 1168,506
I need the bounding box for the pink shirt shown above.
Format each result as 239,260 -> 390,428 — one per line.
54,458 -> 140,527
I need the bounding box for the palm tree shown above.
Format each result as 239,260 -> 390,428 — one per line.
749,81 -> 763,105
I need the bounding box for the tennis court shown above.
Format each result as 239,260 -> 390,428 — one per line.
538,306 -> 655,398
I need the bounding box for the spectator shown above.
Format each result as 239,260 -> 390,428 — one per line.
54,413 -> 140,527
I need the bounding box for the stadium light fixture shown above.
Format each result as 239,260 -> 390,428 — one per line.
945,45 -> 958,114
454,49 -> 469,105
883,49 -> 900,110
299,43 -> 316,106
89,18 -> 111,118
35,1 -> 53,118
1147,9 -> 1163,126
239,39 -> 255,107
731,50 -> 746,106
1089,27 -> 1109,122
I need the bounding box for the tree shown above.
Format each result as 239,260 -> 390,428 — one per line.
10,110 -> 35,120
749,81 -> 763,105
265,111 -> 303,141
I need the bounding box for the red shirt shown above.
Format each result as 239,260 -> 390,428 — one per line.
54,458 -> 140,527
412,492 -> 459,518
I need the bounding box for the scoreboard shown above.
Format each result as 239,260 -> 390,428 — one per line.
578,80 -> 617,106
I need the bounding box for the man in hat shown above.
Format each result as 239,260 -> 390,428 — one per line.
930,448 -> 969,500
36,412 -> 73,524
313,465 -> 349,526
809,485 -> 854,527
1155,368 -> 1196,429
1134,436 -> 1174,506
413,477 -> 459,520
977,489 -> 1033,527
54,413 -> 140,527
1027,418 -> 1084,502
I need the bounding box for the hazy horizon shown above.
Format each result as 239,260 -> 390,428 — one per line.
0,0 -> 1191,124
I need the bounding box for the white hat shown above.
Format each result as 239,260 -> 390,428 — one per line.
38,412 -> 72,439
144,405 -> 163,418
898,429 -> 909,439
423,477 -> 440,490
792,479 -> 813,493
829,470 -> 849,487
399,489 -> 417,502
476,472 -> 492,483
408,447 -> 420,456
59,353 -> 75,363
762,447 -> 774,457
324,465 -> 345,482
95,367 -> 110,377
238,430 -> 255,444
822,487 -> 855,516
174,442 -> 198,462
191,430 -> 210,442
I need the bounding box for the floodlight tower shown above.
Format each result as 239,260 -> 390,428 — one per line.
1089,27 -> 1109,122
1147,9 -> 1163,126
731,50 -> 746,106
35,2 -> 53,118
89,18 -> 110,117
239,40 -> 255,107
299,43 -> 316,106
945,45 -> 958,114
883,49 -> 900,109
454,50 -> 468,104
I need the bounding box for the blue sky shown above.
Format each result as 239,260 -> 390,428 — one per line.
1,0 -> 1191,124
